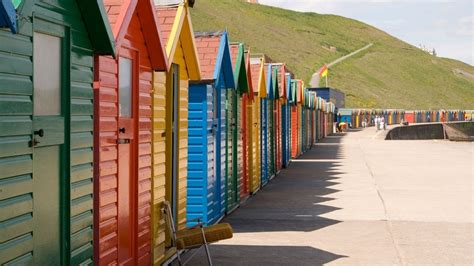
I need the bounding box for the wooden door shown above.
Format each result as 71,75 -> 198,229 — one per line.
211,85 -> 221,221
32,24 -> 67,265
117,54 -> 137,265
170,64 -> 180,224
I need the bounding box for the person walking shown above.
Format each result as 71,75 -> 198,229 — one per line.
381,116 -> 386,131
375,116 -> 379,131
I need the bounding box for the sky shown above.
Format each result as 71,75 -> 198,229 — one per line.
258,0 -> 473,65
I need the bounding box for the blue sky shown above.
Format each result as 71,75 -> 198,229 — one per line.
259,0 -> 473,65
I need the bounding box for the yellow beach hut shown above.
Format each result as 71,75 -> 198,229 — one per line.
152,1 -> 201,264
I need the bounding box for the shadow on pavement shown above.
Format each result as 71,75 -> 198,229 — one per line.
176,244 -> 347,266
225,134 -> 346,233
179,134 -> 347,265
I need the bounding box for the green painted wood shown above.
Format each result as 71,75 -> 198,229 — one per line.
0,234 -> 33,264
0,214 -> 32,243
32,146 -> 61,265
76,0 -> 115,55
3,252 -> 33,266
269,100 -> 275,176
70,227 -> 93,251
71,132 -> 93,150
33,117 -> 65,147
0,155 -> 32,180
71,116 -> 93,133
0,1 -> 113,264
71,82 -> 93,99
70,243 -> 93,266
226,89 -> 239,211
70,195 -> 93,217
0,194 -> 32,222
0,33 -> 32,56
71,148 -> 93,166
0,95 -> 32,115
71,179 -> 93,199
0,74 -> 32,96
71,67 -> 93,83
70,211 -> 93,234
0,136 -> 31,159
231,89 -> 239,204
0,174 -> 32,201
71,99 -> 93,115
71,49 -> 94,68
0,116 -> 32,137
0,53 -> 32,77
70,164 -> 93,183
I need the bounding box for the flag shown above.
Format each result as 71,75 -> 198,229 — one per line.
320,64 -> 328,78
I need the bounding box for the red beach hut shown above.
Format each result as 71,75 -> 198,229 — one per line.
93,0 -> 168,264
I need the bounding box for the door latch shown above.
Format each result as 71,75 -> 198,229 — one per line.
29,138 -> 40,147
116,139 -> 131,144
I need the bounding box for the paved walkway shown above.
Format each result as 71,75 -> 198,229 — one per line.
183,128 -> 473,265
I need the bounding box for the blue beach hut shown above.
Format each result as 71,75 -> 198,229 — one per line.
187,31 -> 235,226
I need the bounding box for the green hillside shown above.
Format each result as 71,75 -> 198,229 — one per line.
190,0 -> 474,109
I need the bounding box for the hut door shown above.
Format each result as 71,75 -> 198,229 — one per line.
32,29 -> 65,265
117,55 -> 137,264
212,85 -> 220,217
171,64 -> 180,222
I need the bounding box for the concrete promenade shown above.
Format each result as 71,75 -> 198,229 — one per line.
184,128 -> 473,265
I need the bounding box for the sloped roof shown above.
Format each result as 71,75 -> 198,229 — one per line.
103,0 -> 167,70
155,2 -> 200,80
103,0 -> 125,34
194,33 -> 221,80
229,43 -> 249,95
75,1 -> 116,55
155,6 -> 177,46
245,50 -> 255,101
230,44 -> 240,71
250,58 -> 266,98
250,62 -> 261,94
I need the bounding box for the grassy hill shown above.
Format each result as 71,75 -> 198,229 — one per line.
190,0 -> 474,109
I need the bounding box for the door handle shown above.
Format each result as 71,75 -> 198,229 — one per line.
119,127 -> 126,134
34,129 -> 44,137
116,139 -> 130,144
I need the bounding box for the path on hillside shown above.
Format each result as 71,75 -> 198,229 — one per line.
309,43 -> 373,87
181,128 -> 473,265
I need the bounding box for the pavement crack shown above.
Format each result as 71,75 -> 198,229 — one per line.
358,139 -> 407,266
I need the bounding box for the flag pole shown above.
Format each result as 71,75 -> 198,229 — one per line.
325,74 -> 328,87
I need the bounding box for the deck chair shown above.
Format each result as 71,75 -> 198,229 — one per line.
161,201 -> 233,266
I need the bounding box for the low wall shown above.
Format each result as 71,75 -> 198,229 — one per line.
385,122 -> 474,141
444,122 -> 474,141
385,124 -> 444,140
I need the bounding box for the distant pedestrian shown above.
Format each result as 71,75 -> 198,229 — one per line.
375,116 -> 379,131
381,116 -> 386,130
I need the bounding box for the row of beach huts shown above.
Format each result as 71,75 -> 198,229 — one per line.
337,109 -> 473,128
0,0 -> 336,265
